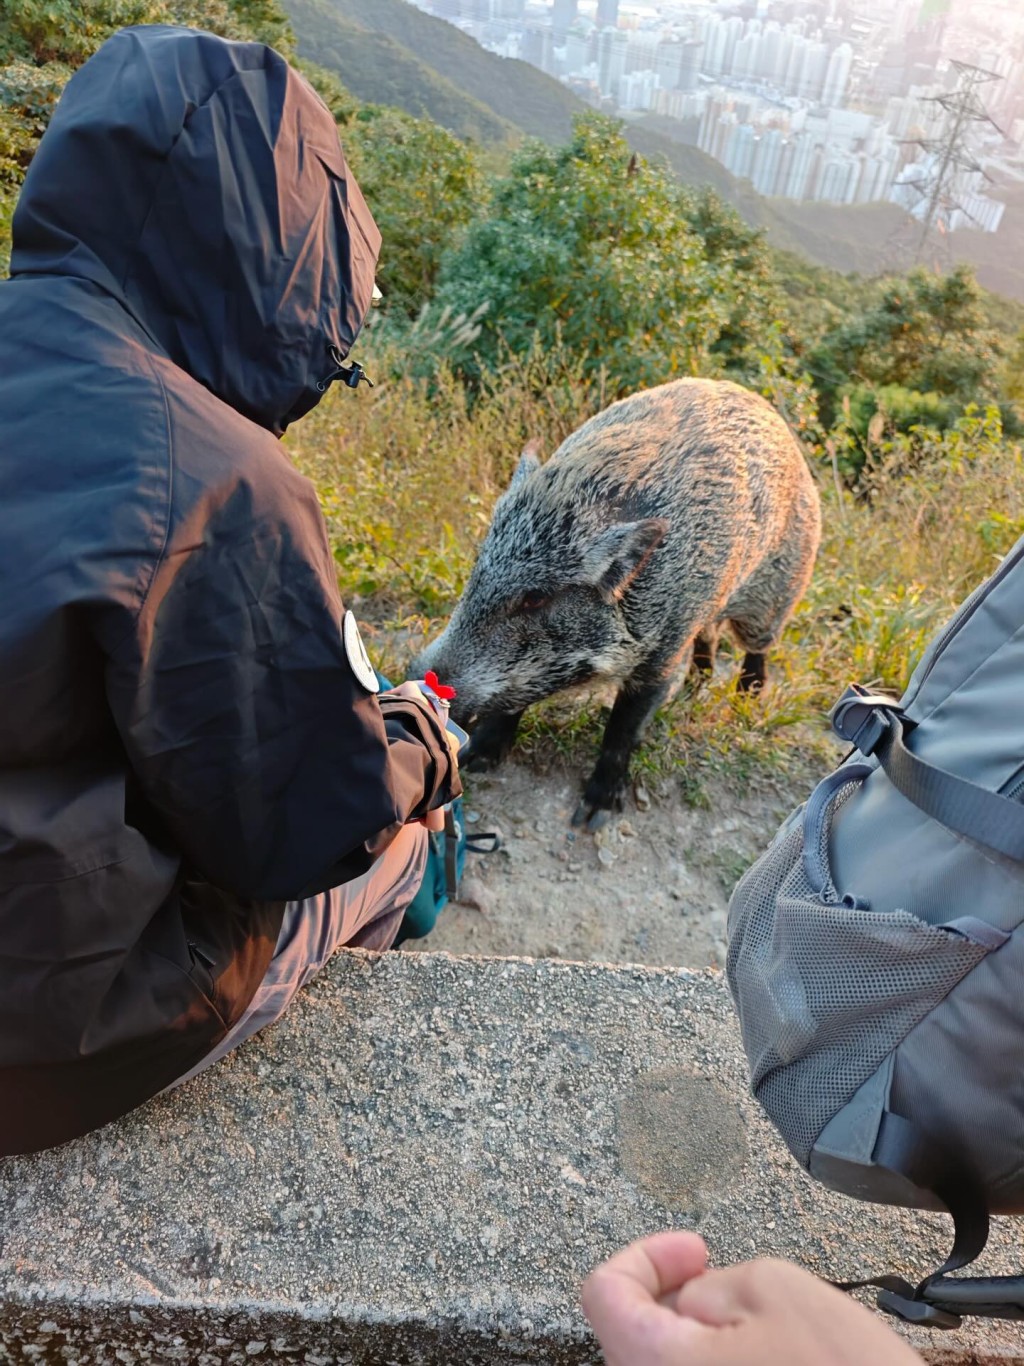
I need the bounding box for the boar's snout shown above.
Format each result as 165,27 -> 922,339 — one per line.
408,635 -> 484,725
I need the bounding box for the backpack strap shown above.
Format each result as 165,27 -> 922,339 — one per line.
443,809 -> 502,902
444,806 -> 461,902
830,685 -> 1024,864
833,1111 -> 1024,1326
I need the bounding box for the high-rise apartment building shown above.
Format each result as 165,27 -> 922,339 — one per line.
552,0 -> 578,41
801,40 -> 829,102
618,69 -> 658,110
758,23 -> 783,85
752,127 -> 783,194
732,28 -> 760,83
698,95 -> 729,153
822,42 -> 853,108
783,35 -> 807,96
596,0 -> 619,29
710,110 -> 738,165
776,137 -> 796,197
522,26 -> 552,69
626,31 -> 660,74
815,151 -> 857,203
785,133 -> 820,199
728,122 -> 756,179
564,26 -> 591,71
655,38 -> 702,93
597,27 -> 627,96
677,38 -> 703,94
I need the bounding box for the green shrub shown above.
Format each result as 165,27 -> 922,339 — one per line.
345,106 -> 483,316
422,112 -> 791,400
0,0 -> 296,270
810,264 -> 1005,431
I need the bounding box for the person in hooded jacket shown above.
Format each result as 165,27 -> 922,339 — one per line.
0,24 -> 462,1155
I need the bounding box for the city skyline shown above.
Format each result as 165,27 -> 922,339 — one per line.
414,0 -> 1023,237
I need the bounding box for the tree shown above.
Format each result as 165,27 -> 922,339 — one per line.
0,0 -> 293,67
1002,329 -> 1024,420
427,113 -> 783,397
0,0 -> 296,272
810,264 -> 1005,430
345,105 -> 482,315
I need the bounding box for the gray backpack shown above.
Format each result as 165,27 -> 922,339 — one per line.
727,532 -> 1024,1329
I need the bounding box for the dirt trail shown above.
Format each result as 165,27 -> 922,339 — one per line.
408,760 -> 813,969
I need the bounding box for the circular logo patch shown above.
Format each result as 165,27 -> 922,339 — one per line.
343,610 -> 380,693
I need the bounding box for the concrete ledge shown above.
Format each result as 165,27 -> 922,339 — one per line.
1,950 -> 1023,1364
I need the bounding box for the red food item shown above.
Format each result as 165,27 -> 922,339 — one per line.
424,669 -> 457,701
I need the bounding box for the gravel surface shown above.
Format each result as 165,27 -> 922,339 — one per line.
1,951 -> 1022,1363
409,760 -> 809,969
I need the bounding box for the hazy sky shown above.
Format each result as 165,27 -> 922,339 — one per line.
626,0 -> 1024,53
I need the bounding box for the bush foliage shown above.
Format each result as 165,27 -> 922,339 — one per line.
425,115 -> 785,399
345,106 -> 483,316
0,0 -> 294,269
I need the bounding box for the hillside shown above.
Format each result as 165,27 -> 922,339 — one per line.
286,0 -> 515,145
946,181 -> 1024,304
749,198 -> 914,275
749,193 -> 1024,300
626,120 -> 741,200
285,0 -> 584,144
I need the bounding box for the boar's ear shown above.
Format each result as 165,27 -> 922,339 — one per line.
510,439 -> 542,488
581,518 -> 668,604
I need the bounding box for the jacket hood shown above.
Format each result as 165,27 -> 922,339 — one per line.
10,25 -> 381,433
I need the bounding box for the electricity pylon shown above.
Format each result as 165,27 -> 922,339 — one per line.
902,60 -> 1002,265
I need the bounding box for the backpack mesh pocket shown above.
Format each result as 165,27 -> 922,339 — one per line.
727,803 -> 992,1167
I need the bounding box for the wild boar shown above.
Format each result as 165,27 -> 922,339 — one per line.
412,378 -> 821,829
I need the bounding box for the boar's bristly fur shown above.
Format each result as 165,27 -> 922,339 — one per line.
412,378 -> 822,829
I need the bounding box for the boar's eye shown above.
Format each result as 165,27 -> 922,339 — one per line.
518,590 -> 549,612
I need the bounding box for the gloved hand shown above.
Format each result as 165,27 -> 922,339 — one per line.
381,680 -> 461,832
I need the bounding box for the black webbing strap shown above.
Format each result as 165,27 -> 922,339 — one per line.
444,807 -> 460,903
831,1112 -> 1024,1328
829,685 -> 1024,864
443,812 -> 502,903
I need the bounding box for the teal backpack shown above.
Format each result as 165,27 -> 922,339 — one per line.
395,799 -> 466,945
395,799 -> 501,945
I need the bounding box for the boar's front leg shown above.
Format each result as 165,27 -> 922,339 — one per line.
463,710 -> 526,772
572,676 -> 670,831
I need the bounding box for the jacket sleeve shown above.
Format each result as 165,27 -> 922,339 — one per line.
97,433 -> 459,902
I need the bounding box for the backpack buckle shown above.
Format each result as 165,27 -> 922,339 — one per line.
829,684 -> 911,757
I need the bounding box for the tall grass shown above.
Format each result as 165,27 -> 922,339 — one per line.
287,360 -> 1024,803
285,328 -> 607,642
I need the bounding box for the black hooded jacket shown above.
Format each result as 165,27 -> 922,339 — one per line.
0,26 -> 458,1154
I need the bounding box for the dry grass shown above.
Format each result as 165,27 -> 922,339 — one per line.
287,365 -> 1023,804
285,334 -> 605,637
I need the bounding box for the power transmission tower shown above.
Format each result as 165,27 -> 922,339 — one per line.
890,61 -> 1003,270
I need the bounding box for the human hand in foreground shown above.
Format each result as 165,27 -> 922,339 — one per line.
381,681 -> 461,832
582,1231 -> 923,1366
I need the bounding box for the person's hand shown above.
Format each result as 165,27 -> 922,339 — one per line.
379,681 -> 461,832
380,680 -> 435,710
581,1231 -> 923,1366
